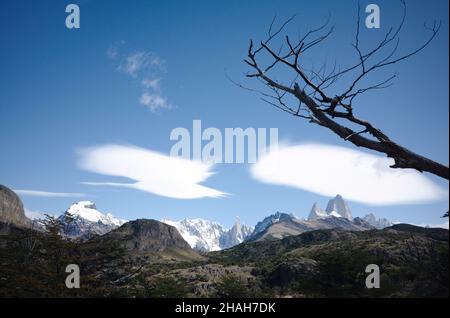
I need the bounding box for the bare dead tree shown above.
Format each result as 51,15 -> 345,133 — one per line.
243,1 -> 449,180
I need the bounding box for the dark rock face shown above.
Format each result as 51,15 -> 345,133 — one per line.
101,219 -> 192,253
0,185 -> 30,227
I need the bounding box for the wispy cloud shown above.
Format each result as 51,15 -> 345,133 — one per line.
106,40 -> 125,59
24,208 -> 54,220
141,78 -> 160,90
108,44 -> 172,112
77,144 -> 227,199
139,92 -> 172,112
251,143 -> 447,206
14,190 -> 86,198
118,51 -> 164,78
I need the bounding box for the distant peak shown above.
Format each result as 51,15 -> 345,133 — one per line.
326,195 -> 352,221
65,201 -> 126,226
362,213 -> 392,229
252,211 -> 296,236
273,211 -> 294,218
161,217 -> 253,252
308,202 -> 327,220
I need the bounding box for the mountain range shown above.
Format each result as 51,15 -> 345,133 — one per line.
2,184 -> 392,251
0,184 -> 447,298
2,211 -> 447,298
52,194 -> 390,251
248,195 -> 392,241
22,199 -> 255,251
24,201 -> 254,250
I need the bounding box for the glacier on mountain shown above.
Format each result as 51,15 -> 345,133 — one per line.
162,217 -> 253,252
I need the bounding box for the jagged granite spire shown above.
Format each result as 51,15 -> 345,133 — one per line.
308,202 -> 328,220
325,195 -> 353,220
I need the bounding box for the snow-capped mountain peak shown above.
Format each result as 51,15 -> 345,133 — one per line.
66,201 -> 126,227
307,196 -> 352,221
59,201 -> 127,239
162,218 -> 224,251
162,217 -> 253,252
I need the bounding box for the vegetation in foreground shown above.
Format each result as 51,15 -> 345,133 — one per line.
0,216 -> 448,298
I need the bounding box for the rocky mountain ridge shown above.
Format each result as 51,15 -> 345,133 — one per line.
0,185 -> 31,227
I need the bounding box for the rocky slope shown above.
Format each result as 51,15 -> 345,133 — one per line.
98,219 -> 203,261
206,224 -> 449,297
0,184 -> 31,227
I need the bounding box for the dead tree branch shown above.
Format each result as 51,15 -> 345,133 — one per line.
243,1 -> 448,180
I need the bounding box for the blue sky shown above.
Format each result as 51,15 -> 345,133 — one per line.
0,0 -> 448,228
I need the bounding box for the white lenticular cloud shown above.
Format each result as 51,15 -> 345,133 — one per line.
14,190 -> 86,198
251,143 -> 447,206
78,144 -> 227,199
